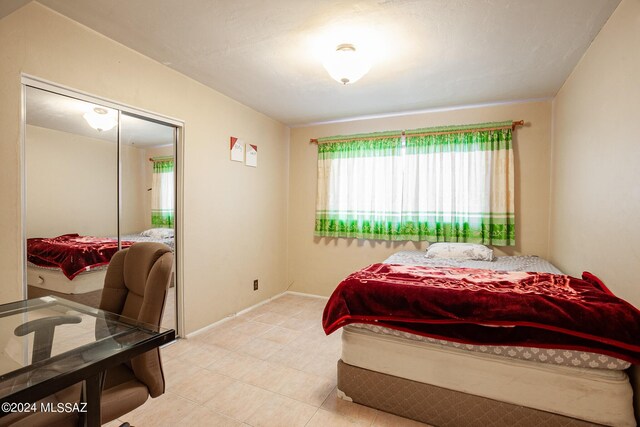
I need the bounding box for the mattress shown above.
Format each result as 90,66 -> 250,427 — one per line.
341,325 -> 635,427
27,264 -> 106,295
384,250 -> 563,274
120,233 -> 175,251
349,323 -> 631,370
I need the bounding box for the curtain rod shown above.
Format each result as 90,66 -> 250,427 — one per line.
310,120 -> 525,144
148,156 -> 174,162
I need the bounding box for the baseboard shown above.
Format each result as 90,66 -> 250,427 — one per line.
284,290 -> 329,300
186,291 -> 286,338
185,289 -> 328,339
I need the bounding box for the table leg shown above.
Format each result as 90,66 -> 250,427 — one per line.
80,371 -> 106,427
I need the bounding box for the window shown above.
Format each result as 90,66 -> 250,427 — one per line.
151,157 -> 175,228
314,121 -> 515,245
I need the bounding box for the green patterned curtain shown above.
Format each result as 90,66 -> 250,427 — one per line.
402,122 -> 515,245
151,157 -> 175,228
315,132 -> 404,239
314,121 -> 515,245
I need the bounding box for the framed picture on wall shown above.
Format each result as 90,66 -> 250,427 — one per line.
245,144 -> 257,167
230,137 -> 244,162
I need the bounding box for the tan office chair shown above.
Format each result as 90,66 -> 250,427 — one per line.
97,242 -> 173,423
4,242 -> 173,427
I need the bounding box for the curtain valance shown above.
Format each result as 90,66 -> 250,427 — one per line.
314,120 -> 515,145
404,120 -> 513,136
152,156 -> 174,173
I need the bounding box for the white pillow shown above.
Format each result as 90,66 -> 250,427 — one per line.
140,228 -> 174,239
426,243 -> 494,261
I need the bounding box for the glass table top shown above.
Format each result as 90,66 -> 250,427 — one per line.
0,296 -> 174,400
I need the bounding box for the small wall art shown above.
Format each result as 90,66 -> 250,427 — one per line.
245,144 -> 257,167
230,136 -> 244,162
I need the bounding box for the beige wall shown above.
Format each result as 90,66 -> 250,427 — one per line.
550,0 -> 640,308
26,124 -> 161,239
120,142 -> 147,235
25,125 -> 118,238
288,101 -> 553,296
0,3 -> 290,333
0,4 -> 26,305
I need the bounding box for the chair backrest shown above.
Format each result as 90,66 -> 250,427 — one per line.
98,242 -> 173,397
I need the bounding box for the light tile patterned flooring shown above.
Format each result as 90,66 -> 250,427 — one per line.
104,293 -> 429,427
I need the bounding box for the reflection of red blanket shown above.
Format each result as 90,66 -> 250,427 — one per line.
323,263 -> 640,363
27,234 -> 133,280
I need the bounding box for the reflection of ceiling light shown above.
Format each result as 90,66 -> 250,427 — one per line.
323,44 -> 371,85
83,107 -> 117,132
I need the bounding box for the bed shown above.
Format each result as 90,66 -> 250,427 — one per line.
323,248 -> 640,426
27,263 -> 108,307
27,230 -> 174,308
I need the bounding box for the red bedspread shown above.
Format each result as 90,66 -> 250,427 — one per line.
323,263 -> 640,364
27,234 -> 133,280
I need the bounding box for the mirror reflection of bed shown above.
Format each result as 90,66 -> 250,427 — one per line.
25,87 -> 177,331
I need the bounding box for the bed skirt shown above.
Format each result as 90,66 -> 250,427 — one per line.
631,365 -> 640,422
337,360 -> 601,426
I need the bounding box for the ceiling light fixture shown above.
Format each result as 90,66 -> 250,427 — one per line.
323,44 -> 371,85
83,107 -> 117,132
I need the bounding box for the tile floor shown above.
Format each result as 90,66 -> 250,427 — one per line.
104,293 -> 429,427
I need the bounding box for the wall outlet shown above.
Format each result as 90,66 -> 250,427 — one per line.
253,279 -> 259,291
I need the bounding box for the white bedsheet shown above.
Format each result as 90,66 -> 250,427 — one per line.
120,233 -> 174,251
384,250 -> 563,274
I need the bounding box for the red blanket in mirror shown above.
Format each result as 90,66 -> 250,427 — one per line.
27,233 -> 133,280
322,263 -> 640,364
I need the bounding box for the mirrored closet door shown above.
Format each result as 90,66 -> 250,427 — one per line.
24,86 -> 178,332
120,113 -> 177,331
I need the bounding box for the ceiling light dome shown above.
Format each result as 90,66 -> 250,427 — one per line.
83,107 -> 117,132
323,44 -> 371,85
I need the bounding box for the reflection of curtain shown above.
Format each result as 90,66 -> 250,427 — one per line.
151,158 -> 174,228
314,122 -> 515,245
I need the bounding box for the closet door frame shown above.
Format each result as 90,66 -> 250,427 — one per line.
20,74 -> 185,338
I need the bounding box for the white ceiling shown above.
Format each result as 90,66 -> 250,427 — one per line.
8,0 -> 621,126
25,86 -> 175,148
